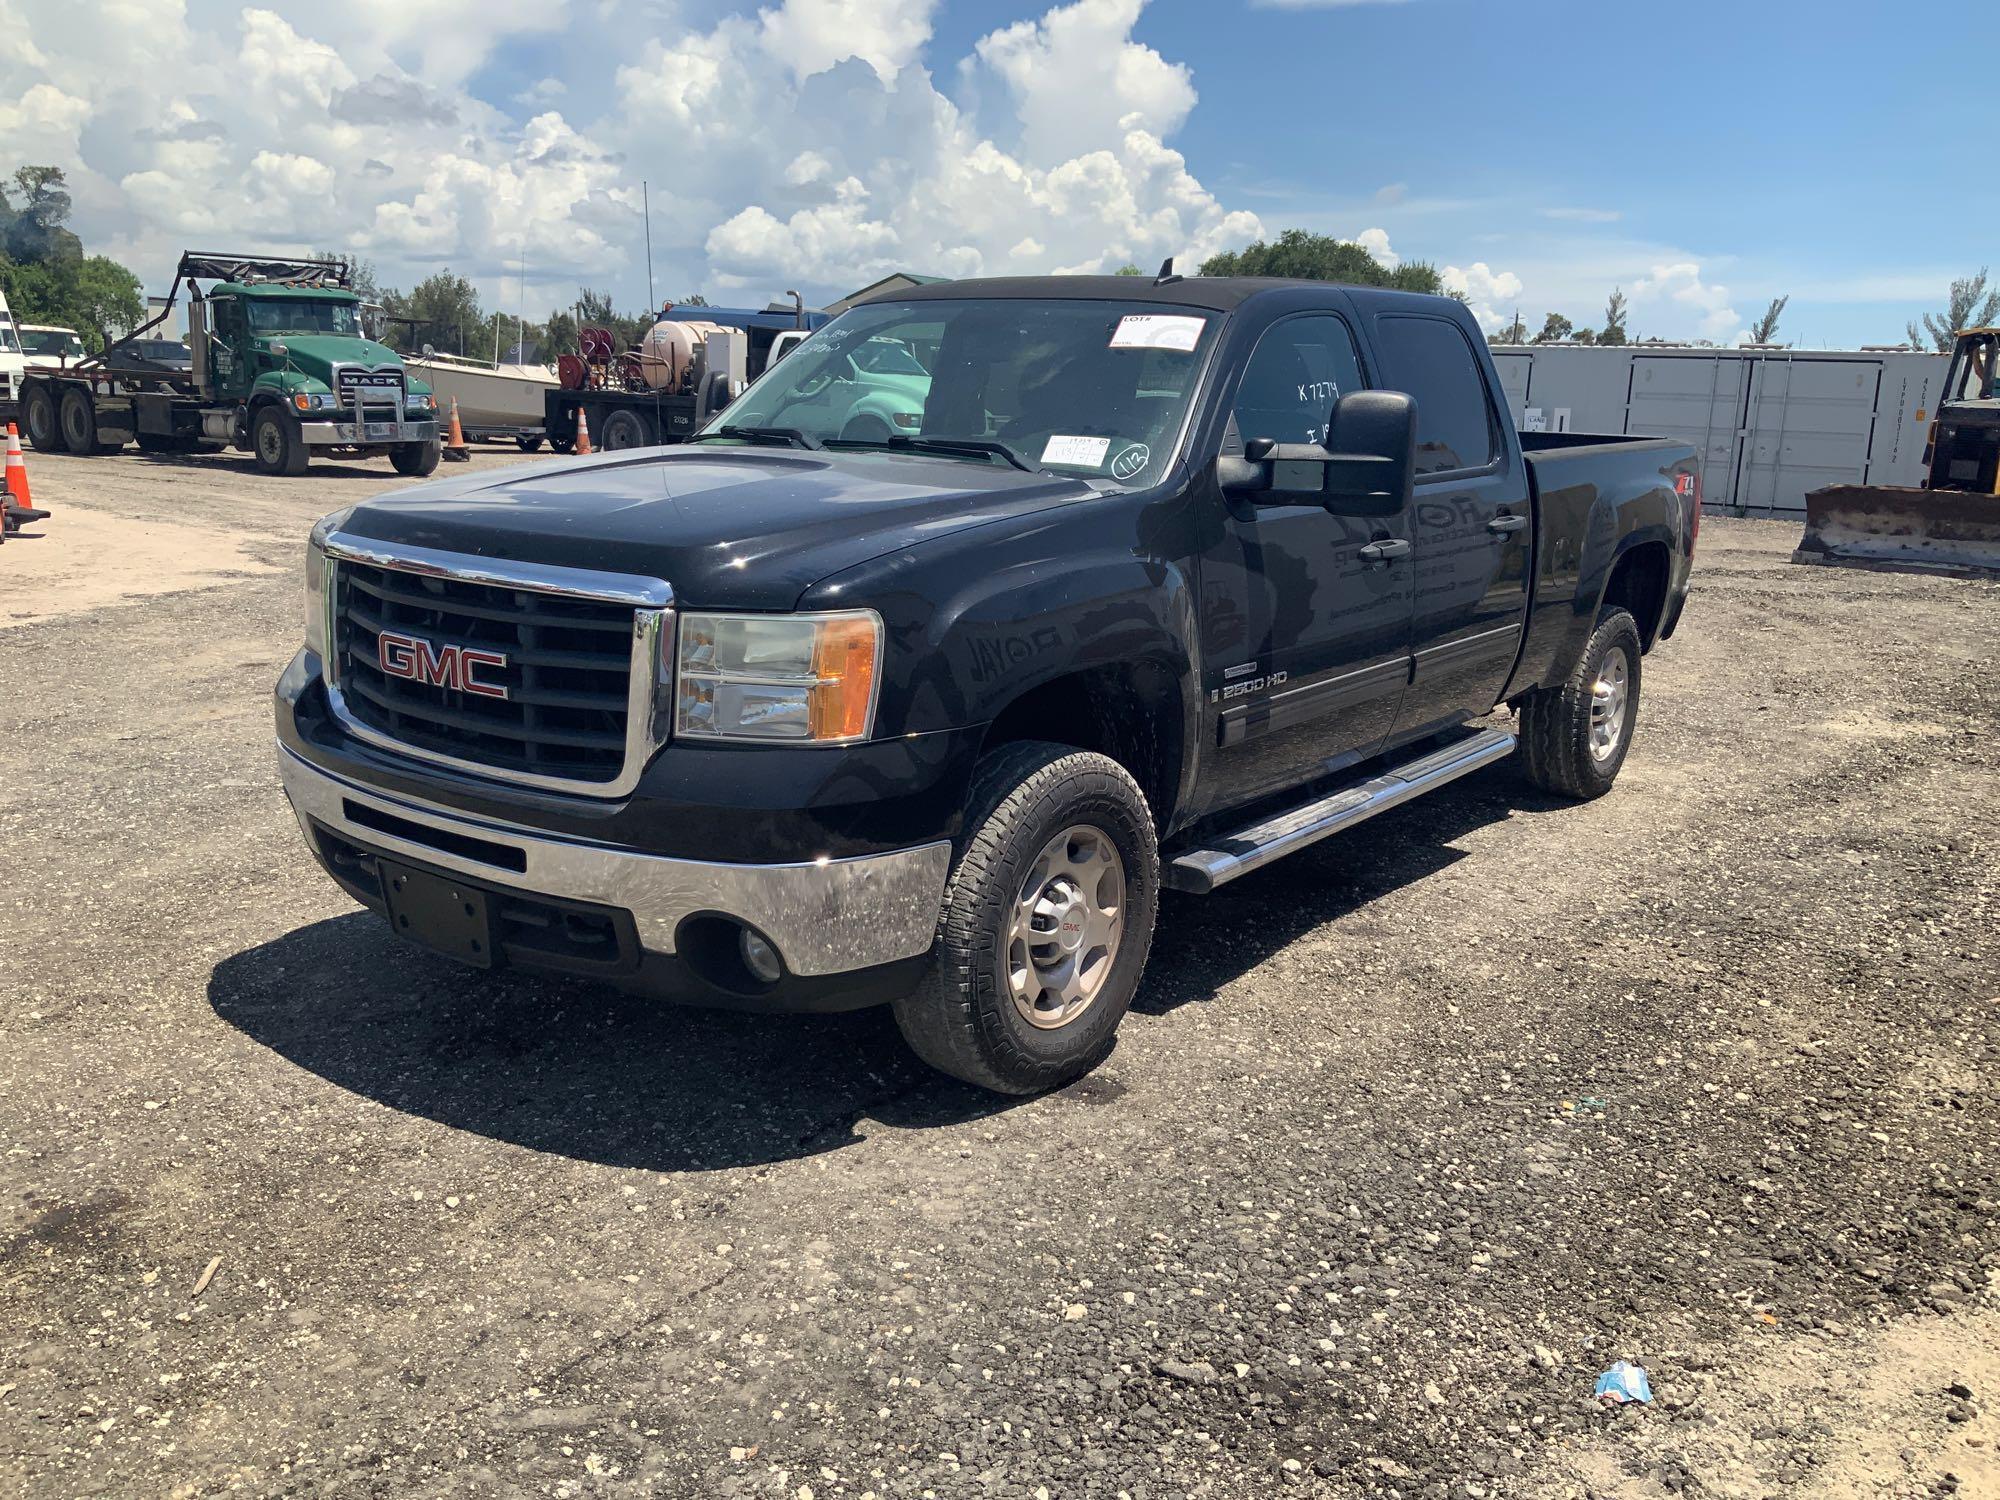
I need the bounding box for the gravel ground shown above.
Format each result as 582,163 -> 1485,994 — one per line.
2,447 -> 1995,1500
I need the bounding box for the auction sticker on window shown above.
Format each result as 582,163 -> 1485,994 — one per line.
1042,434 -> 1111,468
1108,314 -> 1205,352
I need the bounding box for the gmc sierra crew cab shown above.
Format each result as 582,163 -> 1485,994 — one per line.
275,275 -> 1698,1094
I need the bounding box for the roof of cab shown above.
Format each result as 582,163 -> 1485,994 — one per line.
881,274 -> 1459,316
215,281 -> 360,301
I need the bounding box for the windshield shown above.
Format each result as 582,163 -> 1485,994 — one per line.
245,298 -> 363,338
25,330 -> 83,359
1947,333 -> 1999,401
704,297 -> 1219,485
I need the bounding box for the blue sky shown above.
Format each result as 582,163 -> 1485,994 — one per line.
8,0 -> 1988,348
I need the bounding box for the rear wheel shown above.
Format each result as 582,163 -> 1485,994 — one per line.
390,439 -> 442,477
892,742 -> 1159,1095
1519,607 -> 1642,799
58,387 -> 102,454
515,435 -> 545,452
251,407 -> 309,477
599,409 -> 650,450
22,384 -> 61,453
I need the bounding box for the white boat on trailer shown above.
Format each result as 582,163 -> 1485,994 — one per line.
400,350 -> 558,447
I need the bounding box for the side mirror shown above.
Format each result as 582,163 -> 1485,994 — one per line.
1219,390 -> 1416,517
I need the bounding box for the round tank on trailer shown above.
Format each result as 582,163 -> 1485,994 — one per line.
639,320 -> 724,391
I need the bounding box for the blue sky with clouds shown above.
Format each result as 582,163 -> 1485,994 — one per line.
5,0 -> 1986,347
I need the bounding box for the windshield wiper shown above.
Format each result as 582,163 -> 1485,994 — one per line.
868,435 -> 1037,472
696,424 -> 824,451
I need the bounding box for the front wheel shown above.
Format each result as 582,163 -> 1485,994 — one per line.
892,742 -> 1159,1095
515,435 -> 545,453
251,407 -> 309,476
390,439 -> 442,477
1519,607 -> 1642,799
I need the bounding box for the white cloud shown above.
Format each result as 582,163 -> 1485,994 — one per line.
1442,261 -> 1524,333
1632,261 -> 1744,343
1352,227 -> 1398,268
0,0 -> 1263,313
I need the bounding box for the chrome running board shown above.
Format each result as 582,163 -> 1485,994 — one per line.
1164,728 -> 1517,894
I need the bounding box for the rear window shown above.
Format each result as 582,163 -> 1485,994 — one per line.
1374,315 -> 1496,475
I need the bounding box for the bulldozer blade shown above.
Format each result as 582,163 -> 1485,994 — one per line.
1793,485 -> 2000,577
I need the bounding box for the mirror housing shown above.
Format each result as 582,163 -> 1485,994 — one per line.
1219,390 -> 1417,516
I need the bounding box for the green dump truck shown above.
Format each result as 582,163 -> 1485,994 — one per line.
18,252 -> 440,477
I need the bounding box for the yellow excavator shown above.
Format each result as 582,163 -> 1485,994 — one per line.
1795,326 -> 2000,572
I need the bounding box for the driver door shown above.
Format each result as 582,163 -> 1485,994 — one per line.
1194,313 -> 1415,815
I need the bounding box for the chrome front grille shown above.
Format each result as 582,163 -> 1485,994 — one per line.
322,538 -> 672,796
335,365 -> 406,409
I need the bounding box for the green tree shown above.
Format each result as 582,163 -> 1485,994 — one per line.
1907,269 -> 2000,352
1488,310 -> 1528,346
1533,312 -> 1574,344
1747,295 -> 1788,345
1573,327 -> 1597,345
67,255 -> 144,349
1113,263 -> 1144,276
2,165 -> 83,264
1599,288 -> 1628,346
381,269 -> 484,354
1200,229 -> 1394,286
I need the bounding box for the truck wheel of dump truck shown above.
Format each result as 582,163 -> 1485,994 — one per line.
22,384 -> 61,453
251,407 -> 309,477
1519,607 -> 1643,800
391,439 -> 442,477
891,741 -> 1160,1096
59,387 -> 104,454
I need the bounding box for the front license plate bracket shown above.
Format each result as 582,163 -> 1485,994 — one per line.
379,859 -> 495,967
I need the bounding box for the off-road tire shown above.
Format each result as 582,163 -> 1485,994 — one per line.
391,439 -> 442,477
251,407 -> 309,477
1520,607 -> 1642,800
59,387 -> 103,454
892,741 -> 1159,1095
22,384 -> 61,453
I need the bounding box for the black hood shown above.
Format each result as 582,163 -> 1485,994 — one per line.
337,447 -> 1099,610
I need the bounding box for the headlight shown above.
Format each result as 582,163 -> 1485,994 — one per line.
293,391 -> 337,411
674,610 -> 882,744
303,508 -> 352,659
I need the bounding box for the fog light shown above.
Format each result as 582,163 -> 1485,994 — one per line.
739,927 -> 782,984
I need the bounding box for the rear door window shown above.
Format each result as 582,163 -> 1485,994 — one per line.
1374,315 -> 1497,475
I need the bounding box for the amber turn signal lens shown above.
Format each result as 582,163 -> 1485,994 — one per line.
809,614 -> 880,741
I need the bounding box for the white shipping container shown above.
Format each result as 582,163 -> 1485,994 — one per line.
1488,345 -> 1946,515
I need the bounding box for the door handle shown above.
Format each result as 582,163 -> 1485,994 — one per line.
1487,514 -> 1528,535
1357,538 -> 1411,565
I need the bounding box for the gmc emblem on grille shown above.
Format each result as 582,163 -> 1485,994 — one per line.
377,630 -> 509,700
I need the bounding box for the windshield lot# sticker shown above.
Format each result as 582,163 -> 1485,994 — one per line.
1042,434 -> 1111,468
1110,442 -> 1150,479
1109,315 -> 1205,352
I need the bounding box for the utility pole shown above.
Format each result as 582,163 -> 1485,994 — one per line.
643,180 -> 656,312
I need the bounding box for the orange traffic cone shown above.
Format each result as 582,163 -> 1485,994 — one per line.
573,406 -> 594,457
5,422 -> 33,508
3,422 -> 46,536
443,397 -> 470,462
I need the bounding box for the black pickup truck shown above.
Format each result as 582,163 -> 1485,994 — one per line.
276,276 -> 1698,1093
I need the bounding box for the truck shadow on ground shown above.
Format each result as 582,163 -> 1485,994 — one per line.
124,450 -> 460,480
208,763 -> 1555,1174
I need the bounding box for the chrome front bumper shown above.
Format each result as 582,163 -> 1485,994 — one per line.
276,744 -> 951,977
301,416 -> 439,446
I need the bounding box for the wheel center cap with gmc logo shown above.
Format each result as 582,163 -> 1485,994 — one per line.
376,630 -> 510,700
